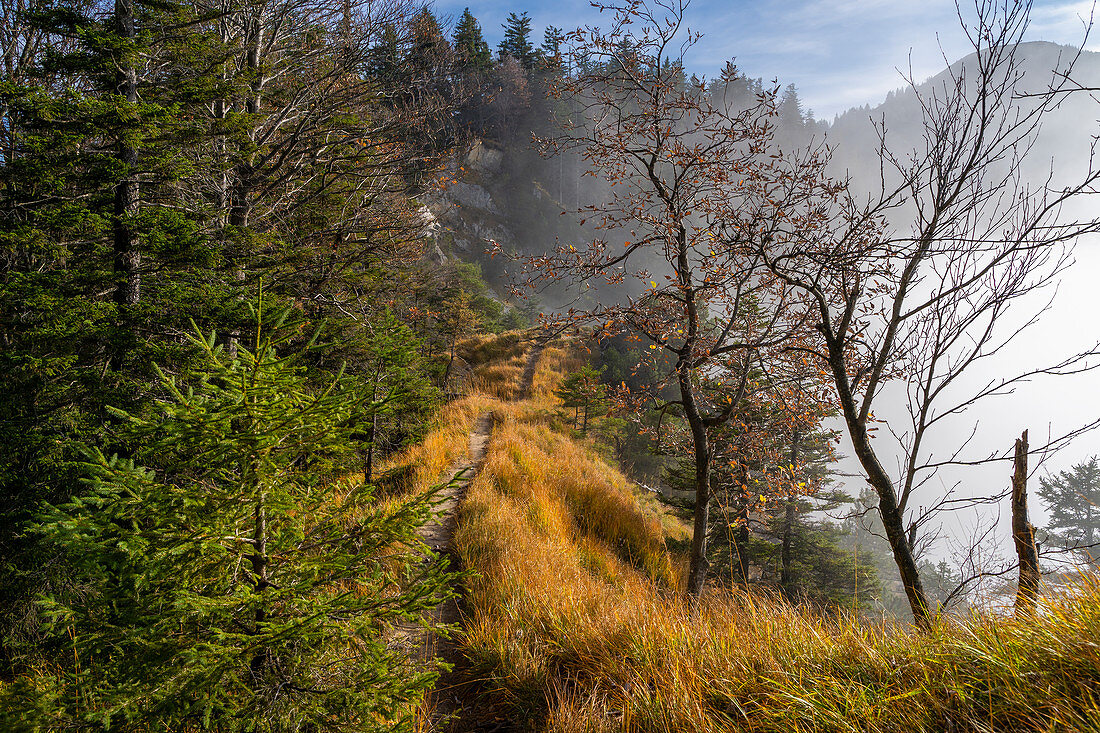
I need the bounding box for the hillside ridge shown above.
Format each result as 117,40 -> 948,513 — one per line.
399,332 -> 1100,733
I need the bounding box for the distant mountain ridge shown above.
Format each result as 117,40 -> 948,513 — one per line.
830,41 -> 1099,124
826,41 -> 1100,191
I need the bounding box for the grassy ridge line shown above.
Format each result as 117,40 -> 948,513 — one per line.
450,337 -> 1100,733
371,331 -> 532,502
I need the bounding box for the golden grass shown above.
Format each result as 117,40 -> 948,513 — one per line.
445,334 -> 1100,733
531,342 -> 587,402
454,330 -> 530,400
376,393 -> 499,496
455,330 -> 527,366
374,330 -> 549,498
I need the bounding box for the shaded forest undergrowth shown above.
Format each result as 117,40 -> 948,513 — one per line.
402,332 -> 1100,733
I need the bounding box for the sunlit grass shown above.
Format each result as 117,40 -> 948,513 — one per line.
376,393 -> 499,495
531,341 -> 586,402
446,335 -> 1100,733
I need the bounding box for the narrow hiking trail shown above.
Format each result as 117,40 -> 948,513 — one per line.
418,411 -> 495,559
395,411 -> 494,732
515,335 -> 549,401
413,336 -> 549,732
423,333 -> 548,568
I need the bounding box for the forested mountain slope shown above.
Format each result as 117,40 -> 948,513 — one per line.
828,41 -> 1100,194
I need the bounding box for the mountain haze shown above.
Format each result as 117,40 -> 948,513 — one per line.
828,41 -> 1100,192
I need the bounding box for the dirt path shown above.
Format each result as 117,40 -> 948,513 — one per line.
416,340 -> 550,731
418,410 -> 494,558
406,410 -> 495,731
515,334 -> 549,401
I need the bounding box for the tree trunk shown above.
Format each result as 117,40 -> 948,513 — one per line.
735,463 -> 750,587
442,333 -> 456,389
682,364 -> 712,600
226,11 -> 263,356
850,421 -> 930,626
212,2 -> 232,236
1087,496 -> 1093,547
780,495 -> 795,596
113,0 -> 140,309
826,337 -> 931,627
249,494 -> 270,679
225,182 -> 250,357
364,411 -> 377,484
781,430 -> 799,599
1012,430 -> 1041,614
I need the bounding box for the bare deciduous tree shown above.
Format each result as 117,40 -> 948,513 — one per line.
510,0 -> 816,599
752,0 -> 1100,625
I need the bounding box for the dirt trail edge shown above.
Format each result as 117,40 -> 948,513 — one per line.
515,334 -> 550,401
409,410 -> 494,730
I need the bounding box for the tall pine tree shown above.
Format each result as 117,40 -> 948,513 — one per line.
453,7 -> 491,72
498,11 -> 534,69
541,25 -> 565,71
0,0 -> 228,667
1038,456 -> 1100,566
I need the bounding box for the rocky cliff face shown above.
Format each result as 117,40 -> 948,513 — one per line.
424,141 -> 514,265
421,138 -> 591,311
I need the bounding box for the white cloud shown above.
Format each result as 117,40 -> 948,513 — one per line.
1029,0 -> 1097,36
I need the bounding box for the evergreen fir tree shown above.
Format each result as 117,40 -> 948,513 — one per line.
408,7 -> 450,79
554,365 -> 607,433
453,7 -> 492,72
367,22 -> 401,82
1038,456 -> 1100,565
310,308 -> 439,483
2,307 -> 452,730
777,83 -> 815,145
778,83 -> 806,126
0,0 -> 228,667
540,25 -> 565,71
498,11 -> 534,69
767,506 -> 882,608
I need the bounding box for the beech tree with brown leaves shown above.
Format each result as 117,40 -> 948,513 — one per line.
509,0 -> 817,599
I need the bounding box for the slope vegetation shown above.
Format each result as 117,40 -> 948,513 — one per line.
397,333 -> 1100,733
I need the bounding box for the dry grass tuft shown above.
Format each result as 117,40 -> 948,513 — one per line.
530,341 -> 587,402
455,331 -> 526,366
451,330 -> 533,400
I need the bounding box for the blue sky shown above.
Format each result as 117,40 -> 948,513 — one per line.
430,0 -> 1098,118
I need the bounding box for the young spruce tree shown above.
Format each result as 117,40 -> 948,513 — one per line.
3,306 -> 452,731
